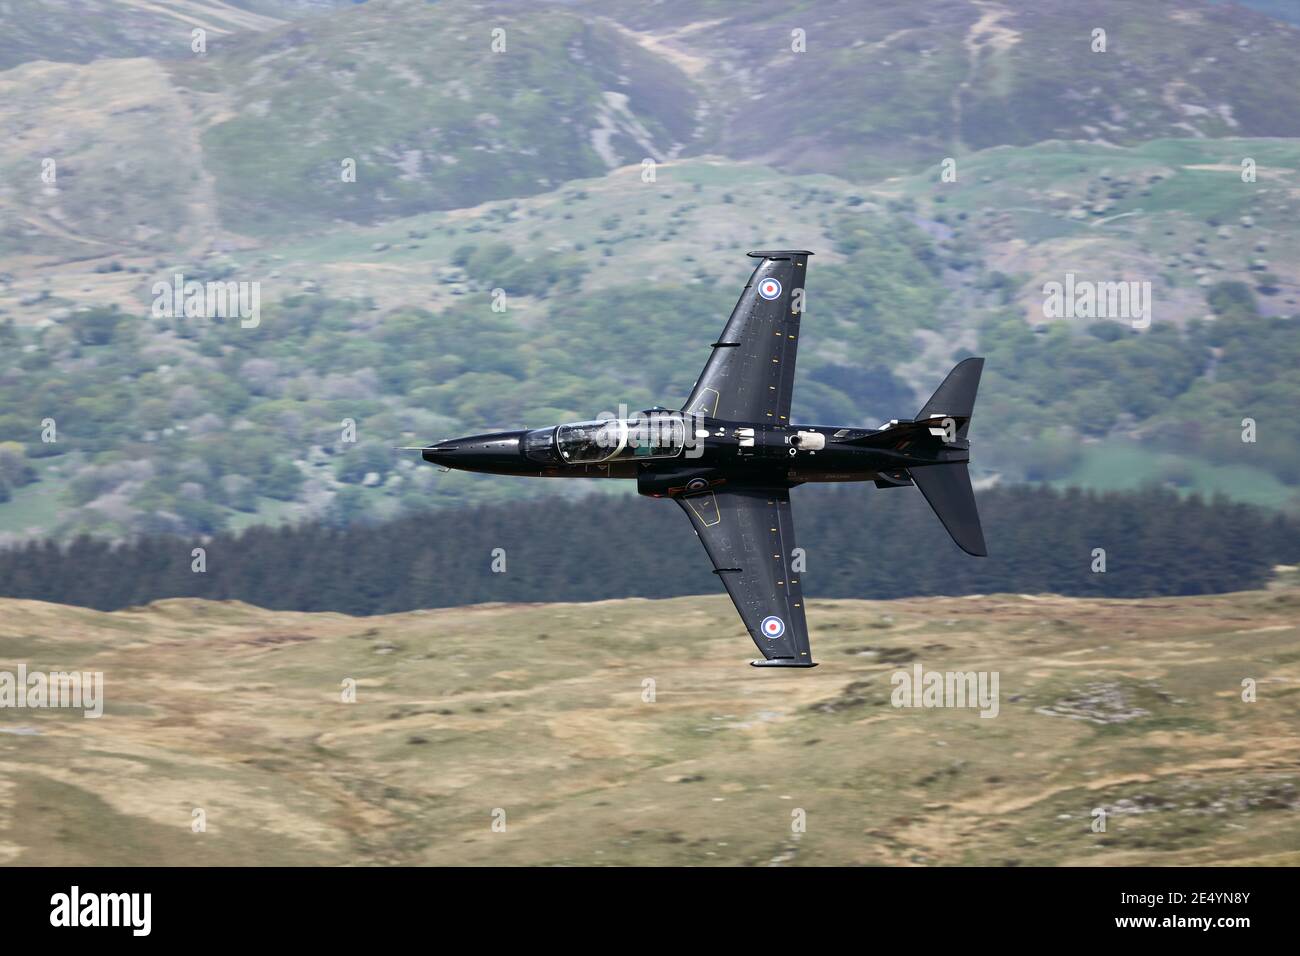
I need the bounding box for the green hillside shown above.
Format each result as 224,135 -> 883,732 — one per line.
2,144 -> 1299,539
0,0 -> 1299,540
0,0 -> 351,71
582,0 -> 1300,176
6,0 -> 1300,253
2,582 -> 1298,865
1210,1 -> 1300,26
174,0 -> 701,234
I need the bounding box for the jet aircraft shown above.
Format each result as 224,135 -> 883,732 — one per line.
417,250 -> 986,667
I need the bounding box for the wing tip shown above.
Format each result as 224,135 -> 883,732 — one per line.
750,658 -> 819,668
746,249 -> 814,259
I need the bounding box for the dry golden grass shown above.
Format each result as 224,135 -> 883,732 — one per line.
1,584 -> 1298,866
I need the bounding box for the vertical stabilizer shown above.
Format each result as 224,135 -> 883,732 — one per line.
916,357 -> 984,439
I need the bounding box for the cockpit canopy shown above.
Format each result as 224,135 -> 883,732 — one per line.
526,415 -> 690,465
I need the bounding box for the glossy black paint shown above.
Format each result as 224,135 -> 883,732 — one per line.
411,250 -> 987,667
418,418 -> 963,488
421,430 -> 537,475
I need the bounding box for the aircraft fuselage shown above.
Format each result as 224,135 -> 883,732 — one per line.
412,249 -> 986,667
421,417 -> 966,494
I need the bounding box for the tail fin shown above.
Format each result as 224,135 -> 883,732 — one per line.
911,357 -> 987,555
910,463 -> 987,556
916,357 -> 983,439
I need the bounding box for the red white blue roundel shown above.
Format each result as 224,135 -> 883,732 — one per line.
760,615 -> 786,639
757,277 -> 782,300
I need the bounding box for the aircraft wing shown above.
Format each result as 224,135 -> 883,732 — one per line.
675,485 -> 816,666
682,250 -> 810,424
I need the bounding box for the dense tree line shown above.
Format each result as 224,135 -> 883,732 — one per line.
0,485 -> 1294,614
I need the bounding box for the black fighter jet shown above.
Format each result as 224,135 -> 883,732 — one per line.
418,250 -> 986,667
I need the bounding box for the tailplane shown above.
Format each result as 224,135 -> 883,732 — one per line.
826,357 -> 989,555
910,463 -> 987,556
911,357 -> 987,556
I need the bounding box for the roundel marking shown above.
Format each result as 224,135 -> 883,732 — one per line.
685,477 -> 708,492
760,615 -> 786,639
757,277 -> 782,300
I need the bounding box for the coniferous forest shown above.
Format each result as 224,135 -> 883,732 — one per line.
0,485 -> 1294,615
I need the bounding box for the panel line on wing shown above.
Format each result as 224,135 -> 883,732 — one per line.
674,486 -> 814,664
687,491 -> 721,526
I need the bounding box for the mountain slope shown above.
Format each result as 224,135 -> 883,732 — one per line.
0,57 -> 217,258
586,0 -> 1300,178
1,584 -> 1297,865
1,0 -> 1299,539
6,0 -> 1300,250
0,0 -> 354,71
169,0 -> 701,234
2,143 -> 1299,540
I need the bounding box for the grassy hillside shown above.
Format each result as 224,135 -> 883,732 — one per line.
0,0 -> 352,71
874,137 -> 1300,317
3,143 -> 1298,540
0,167 -> 965,540
0,0 -> 701,254
171,0 -> 701,234
0,57 -> 217,259
6,0 -> 1300,252
1,579 -> 1298,865
1211,1 -> 1300,26
1,0 -> 1299,539
584,0 -> 1300,177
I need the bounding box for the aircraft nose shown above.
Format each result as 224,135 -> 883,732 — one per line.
422,439 -> 461,466
421,431 -> 527,472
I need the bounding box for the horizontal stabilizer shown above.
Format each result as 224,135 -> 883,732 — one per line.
910,463 -> 987,557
